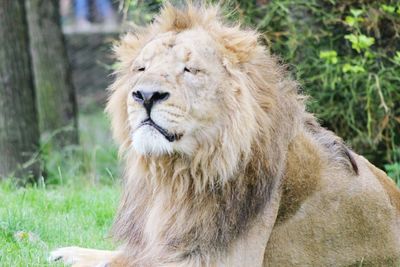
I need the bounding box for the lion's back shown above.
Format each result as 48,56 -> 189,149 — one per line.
264,133 -> 400,266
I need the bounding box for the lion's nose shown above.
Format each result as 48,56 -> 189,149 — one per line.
132,90 -> 170,115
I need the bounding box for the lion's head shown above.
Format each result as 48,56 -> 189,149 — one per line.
106,4 -> 303,187
124,27 -> 256,157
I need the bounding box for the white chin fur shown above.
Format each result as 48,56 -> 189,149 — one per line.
132,125 -> 174,156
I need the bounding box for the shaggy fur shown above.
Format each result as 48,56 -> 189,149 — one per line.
50,3 -> 400,267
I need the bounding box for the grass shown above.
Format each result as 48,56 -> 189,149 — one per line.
0,108 -> 120,266
0,182 -> 118,266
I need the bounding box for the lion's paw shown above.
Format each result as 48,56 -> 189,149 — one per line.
49,247 -> 110,267
49,247 -> 80,265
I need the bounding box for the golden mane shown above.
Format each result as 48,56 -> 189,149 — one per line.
106,3 -> 306,265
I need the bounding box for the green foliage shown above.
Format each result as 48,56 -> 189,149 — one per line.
344,34 -> 374,53
394,51 -> 400,64
380,4 -> 396,14
41,110 -> 118,186
320,50 -> 338,64
121,0 -> 164,24
385,162 -> 400,185
342,63 -> 365,74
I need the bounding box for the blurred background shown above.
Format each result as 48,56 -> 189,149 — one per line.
0,1 -> 399,264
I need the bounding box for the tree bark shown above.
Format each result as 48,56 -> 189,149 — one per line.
0,0 -> 41,180
25,0 -> 78,147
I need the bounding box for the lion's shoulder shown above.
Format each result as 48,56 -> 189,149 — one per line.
277,134 -> 322,222
277,123 -> 360,222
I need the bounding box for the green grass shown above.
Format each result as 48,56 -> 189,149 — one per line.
0,182 -> 118,266
0,109 -> 120,266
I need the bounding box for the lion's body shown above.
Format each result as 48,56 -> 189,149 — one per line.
50,3 -> 400,267
266,133 -> 400,266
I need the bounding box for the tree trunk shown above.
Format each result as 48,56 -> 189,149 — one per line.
25,0 -> 78,147
0,0 -> 41,180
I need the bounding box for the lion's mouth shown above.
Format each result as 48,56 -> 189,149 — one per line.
140,118 -> 182,142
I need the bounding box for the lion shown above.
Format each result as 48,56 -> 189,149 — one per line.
49,3 -> 400,267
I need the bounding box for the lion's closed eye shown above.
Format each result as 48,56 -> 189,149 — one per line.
131,63 -> 146,72
184,67 -> 199,74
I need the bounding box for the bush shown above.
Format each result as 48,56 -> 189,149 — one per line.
233,0 -> 400,173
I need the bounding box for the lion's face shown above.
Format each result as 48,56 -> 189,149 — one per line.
125,29 -> 252,156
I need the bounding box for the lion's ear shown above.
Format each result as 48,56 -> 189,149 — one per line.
218,26 -> 259,64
